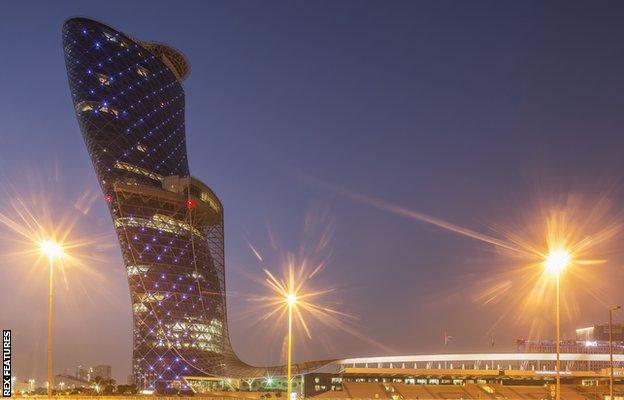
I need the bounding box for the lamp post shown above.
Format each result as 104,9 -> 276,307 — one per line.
544,249 -> 571,400
286,293 -> 297,400
555,268 -> 561,400
610,305 -> 621,400
39,240 -> 65,400
47,255 -> 53,399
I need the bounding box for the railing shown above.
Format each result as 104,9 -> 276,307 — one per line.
12,397 -> 285,400
10,394 -> 623,400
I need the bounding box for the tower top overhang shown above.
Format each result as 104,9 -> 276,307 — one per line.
63,17 -> 190,81
139,41 -> 190,81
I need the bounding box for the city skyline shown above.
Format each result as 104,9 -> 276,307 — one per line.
2,1 -> 624,385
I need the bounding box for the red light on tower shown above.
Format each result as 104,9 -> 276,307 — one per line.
105,193 -> 113,203
187,198 -> 196,209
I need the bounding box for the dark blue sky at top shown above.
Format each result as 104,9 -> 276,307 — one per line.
1,1 -> 624,382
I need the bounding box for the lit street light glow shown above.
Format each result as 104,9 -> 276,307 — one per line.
544,249 -> 570,275
40,240 -> 65,260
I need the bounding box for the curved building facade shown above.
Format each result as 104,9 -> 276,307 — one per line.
62,18 -> 330,390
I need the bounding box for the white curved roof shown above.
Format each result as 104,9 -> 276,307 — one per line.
338,353 -> 624,364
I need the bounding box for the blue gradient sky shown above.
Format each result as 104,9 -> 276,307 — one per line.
1,1 -> 624,383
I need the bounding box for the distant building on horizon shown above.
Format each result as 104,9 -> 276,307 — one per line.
92,365 -> 112,381
515,322 -> 624,371
577,323 -> 624,342
516,322 -> 624,355
75,365 -> 91,382
74,364 -> 111,382
54,374 -> 91,390
12,379 -> 36,395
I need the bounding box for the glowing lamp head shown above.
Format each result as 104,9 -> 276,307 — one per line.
286,293 -> 297,306
40,240 -> 64,261
544,249 -> 570,274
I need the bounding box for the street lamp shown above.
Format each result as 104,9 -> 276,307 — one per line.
39,239 -> 65,399
262,266 -> 335,399
610,305 -> 621,400
544,249 -> 571,400
286,292 -> 298,400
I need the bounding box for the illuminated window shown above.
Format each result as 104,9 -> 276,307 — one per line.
103,31 -> 118,43
127,265 -> 150,276
115,214 -> 204,238
156,319 -> 222,352
137,143 -> 148,153
200,191 -> 221,213
78,102 -> 94,112
75,101 -> 119,117
114,161 -> 163,183
133,303 -> 148,313
190,271 -> 204,280
137,66 -> 150,77
139,292 -> 165,302
96,73 -> 110,85
99,105 -> 118,116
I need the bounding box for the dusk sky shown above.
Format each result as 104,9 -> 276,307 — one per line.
1,1 -> 624,384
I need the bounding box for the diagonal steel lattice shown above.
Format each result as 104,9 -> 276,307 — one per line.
62,17 -> 333,390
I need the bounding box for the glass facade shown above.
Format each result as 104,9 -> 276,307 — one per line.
62,17 -> 330,390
